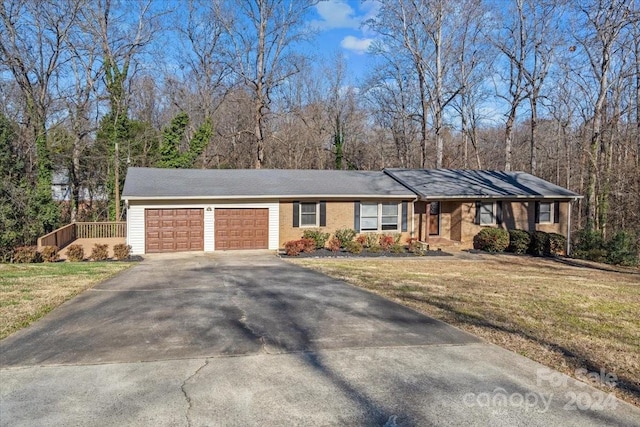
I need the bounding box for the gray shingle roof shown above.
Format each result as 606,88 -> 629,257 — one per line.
122,167 -> 416,199
383,169 -> 581,200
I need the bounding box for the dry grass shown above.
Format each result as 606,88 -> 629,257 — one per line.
0,262 -> 133,340
290,254 -> 640,407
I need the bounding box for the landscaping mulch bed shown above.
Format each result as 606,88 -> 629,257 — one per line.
279,248 -> 453,258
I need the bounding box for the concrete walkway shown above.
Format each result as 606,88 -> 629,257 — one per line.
1,252 -> 639,426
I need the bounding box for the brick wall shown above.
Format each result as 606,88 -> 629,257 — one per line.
279,200 -> 415,248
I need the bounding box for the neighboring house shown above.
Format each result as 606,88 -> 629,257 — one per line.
121,167 -> 581,255
52,169 -> 108,202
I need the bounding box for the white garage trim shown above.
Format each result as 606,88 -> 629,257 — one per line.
126,201 -> 279,255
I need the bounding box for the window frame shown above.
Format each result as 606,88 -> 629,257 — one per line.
360,202 -> 400,232
479,201 -> 496,225
538,201 -> 553,224
299,202 -> 319,227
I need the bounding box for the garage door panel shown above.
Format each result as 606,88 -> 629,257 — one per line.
145,208 -> 204,253
215,208 -> 269,250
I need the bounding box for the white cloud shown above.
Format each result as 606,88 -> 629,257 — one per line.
311,0 -> 361,30
340,36 -> 373,54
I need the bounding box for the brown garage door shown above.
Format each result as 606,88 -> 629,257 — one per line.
145,208 -> 204,253
215,208 -> 268,250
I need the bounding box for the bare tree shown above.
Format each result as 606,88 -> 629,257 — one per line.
0,0 -> 81,231
219,0 -> 318,169
368,0 -> 462,168
574,0 -> 638,232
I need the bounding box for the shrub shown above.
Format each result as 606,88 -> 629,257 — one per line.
302,229 -> 330,249
334,228 -> 356,247
379,234 -> 395,251
605,231 -> 639,266
66,244 -> 85,262
300,237 -> 316,253
344,241 -> 363,254
91,244 -> 109,261
355,234 -> 367,246
284,240 -> 304,256
473,228 -> 509,253
572,227 -> 607,262
529,231 -> 550,256
113,244 -> 131,260
40,245 -> 59,262
548,233 -> 567,256
13,246 -> 40,263
390,243 -> 405,254
368,244 -> 383,253
507,230 -> 531,254
327,237 -> 341,252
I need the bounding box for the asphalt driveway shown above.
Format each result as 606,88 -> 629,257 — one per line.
1,252 -> 639,426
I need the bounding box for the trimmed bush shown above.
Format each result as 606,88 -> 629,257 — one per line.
529,231 -> 550,256
327,237 -> 341,252
284,240 -> 304,256
355,234 -> 367,246
368,244 -> 383,253
390,243 -> 405,254
548,233 -> 567,256
344,241 -> 363,254
91,244 -> 109,261
66,244 -> 85,262
40,245 -> 59,262
300,237 -> 316,253
334,228 -> 356,247
473,228 -> 510,253
507,230 -> 531,254
302,229 -> 330,249
379,234 -> 395,251
605,231 -> 639,266
13,246 -> 40,263
113,244 -> 131,260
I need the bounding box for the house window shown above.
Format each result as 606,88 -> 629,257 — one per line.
479,201 -> 495,225
381,203 -> 399,230
300,202 -> 318,227
361,203 -> 379,231
538,202 -> 552,223
360,202 -> 399,232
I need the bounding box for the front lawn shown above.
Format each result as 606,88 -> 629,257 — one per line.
289,254 -> 640,406
0,262 -> 133,339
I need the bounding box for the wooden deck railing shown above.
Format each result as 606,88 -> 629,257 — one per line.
37,222 -> 126,249
76,222 -> 126,239
37,223 -> 76,250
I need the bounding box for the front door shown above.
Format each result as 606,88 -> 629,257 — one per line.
429,202 -> 440,235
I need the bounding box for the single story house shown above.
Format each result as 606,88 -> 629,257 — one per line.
121,167 -> 581,255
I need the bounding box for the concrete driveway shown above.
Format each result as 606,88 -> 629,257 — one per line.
1,252 -> 638,426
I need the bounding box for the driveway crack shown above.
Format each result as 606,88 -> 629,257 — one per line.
181,359 -> 208,427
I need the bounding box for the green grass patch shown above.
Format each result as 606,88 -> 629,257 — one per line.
0,261 -> 133,340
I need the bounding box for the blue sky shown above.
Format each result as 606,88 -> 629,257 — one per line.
306,0 -> 381,83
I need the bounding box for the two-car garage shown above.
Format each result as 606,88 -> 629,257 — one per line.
143,207 -> 270,254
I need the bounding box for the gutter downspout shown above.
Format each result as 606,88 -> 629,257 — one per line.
566,199 -> 573,256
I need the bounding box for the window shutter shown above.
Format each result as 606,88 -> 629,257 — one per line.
534,201 -> 540,224
401,201 -> 408,232
293,201 -> 299,227
475,201 -> 481,224
496,201 -> 503,225
554,201 -> 560,224
354,201 -> 360,231
319,201 -> 326,227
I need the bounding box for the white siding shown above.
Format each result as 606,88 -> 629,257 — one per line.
126,200 -> 279,254
127,205 -> 145,255
203,208 -> 215,251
